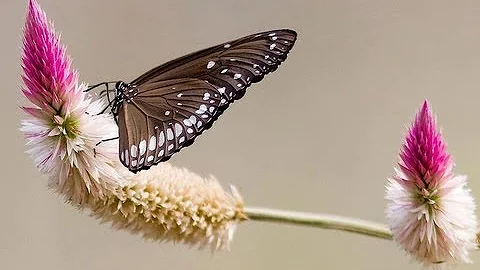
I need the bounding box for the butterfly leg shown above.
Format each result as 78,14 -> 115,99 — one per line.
96,98 -> 116,115
93,136 -> 119,157
84,82 -> 119,116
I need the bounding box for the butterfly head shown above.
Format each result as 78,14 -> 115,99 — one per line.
114,81 -> 138,99
111,81 -> 138,116
115,81 -> 128,94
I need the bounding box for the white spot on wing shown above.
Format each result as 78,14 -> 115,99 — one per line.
183,119 -> 192,127
179,137 -> 185,144
269,32 -> 276,36
158,131 -> 165,147
174,123 -> 183,136
168,144 -> 174,151
272,36 -> 278,40
203,92 -> 210,100
209,106 -> 215,113
187,128 -> 194,134
158,150 -> 164,157
201,114 -> 208,118
167,128 -> 174,140
196,104 -> 207,114
207,61 -> 216,69
149,136 -> 156,151
197,121 -> 203,128
139,140 -> 146,156
218,87 -> 226,94
224,44 -> 231,48
165,111 -> 170,116
120,151 -> 124,161
125,150 -> 129,164
131,160 -> 137,167
221,68 -> 228,74
147,155 -> 154,162
139,157 -> 144,164
237,83 -> 242,87
177,93 -> 183,98
131,145 -> 137,158
270,43 -> 276,50
234,73 -> 242,79
189,115 -> 197,124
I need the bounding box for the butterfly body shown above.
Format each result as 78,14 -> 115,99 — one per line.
107,29 -> 297,172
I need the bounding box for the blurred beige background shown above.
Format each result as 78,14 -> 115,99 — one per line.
2,0 -> 480,269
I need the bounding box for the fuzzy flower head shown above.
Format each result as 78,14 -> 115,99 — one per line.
91,163 -> 245,250
386,101 -> 477,266
20,0 -> 124,202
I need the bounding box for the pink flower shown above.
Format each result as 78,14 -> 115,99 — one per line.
20,0 -> 123,201
386,101 -> 477,266
21,0 -> 82,117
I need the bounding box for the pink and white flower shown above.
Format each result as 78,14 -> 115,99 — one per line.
20,0 -> 127,202
386,101 -> 477,266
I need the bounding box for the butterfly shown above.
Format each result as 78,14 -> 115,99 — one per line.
89,29 -> 297,173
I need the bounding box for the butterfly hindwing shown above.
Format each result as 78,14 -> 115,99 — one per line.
117,29 -> 297,172
118,79 -> 223,171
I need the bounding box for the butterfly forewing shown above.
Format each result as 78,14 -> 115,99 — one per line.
118,29 -> 297,172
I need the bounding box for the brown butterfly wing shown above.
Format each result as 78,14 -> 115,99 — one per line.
118,29 -> 297,172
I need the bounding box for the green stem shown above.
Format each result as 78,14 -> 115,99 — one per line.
244,206 -> 392,240
244,207 -> 480,249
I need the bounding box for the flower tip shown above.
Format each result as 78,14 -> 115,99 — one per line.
415,99 -> 434,125
26,0 -> 42,21
28,0 -> 36,9
421,99 -> 430,114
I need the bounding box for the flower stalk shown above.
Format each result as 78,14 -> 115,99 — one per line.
245,206 -> 480,248
245,206 -> 392,240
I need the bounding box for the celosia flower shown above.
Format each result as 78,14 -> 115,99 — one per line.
386,101 -> 477,266
20,0 -> 123,202
92,163 -> 245,250
20,0 -> 245,250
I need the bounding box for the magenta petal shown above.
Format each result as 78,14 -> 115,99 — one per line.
21,0 -> 79,114
400,101 -> 452,188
